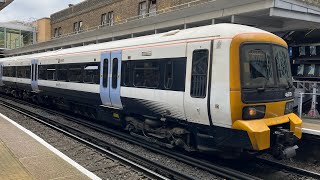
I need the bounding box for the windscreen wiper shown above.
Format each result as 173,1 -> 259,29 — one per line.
257,78 -> 268,92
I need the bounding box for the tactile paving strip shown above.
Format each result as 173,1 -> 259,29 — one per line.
0,140 -> 33,180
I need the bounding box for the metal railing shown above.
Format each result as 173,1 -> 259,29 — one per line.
297,92 -> 320,119
52,0 -> 216,40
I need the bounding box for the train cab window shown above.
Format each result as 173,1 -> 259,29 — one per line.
39,66 -> 47,80
57,64 -> 68,81
47,65 -> 57,80
103,59 -> 109,87
190,50 -> 209,98
164,61 -> 173,89
69,64 -> 83,82
112,58 -> 118,89
133,61 -> 160,88
121,61 -> 130,86
84,64 -> 99,84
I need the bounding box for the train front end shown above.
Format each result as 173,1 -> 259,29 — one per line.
230,33 -> 302,159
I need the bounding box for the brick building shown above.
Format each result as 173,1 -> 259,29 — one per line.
51,0 -> 194,38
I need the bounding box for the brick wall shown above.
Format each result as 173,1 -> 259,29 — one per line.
51,0 -> 193,37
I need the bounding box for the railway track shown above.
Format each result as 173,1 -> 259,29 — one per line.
255,157 -> 320,179
0,94 -> 260,180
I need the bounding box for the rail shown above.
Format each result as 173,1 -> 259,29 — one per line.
0,94 -> 260,180
52,0 -> 216,40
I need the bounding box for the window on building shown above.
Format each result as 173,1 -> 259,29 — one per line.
190,50 -> 209,98
139,1 -> 147,18
74,22 -> 79,32
164,61 -> 173,89
112,58 -> 118,89
133,61 -> 160,88
84,63 -> 100,84
101,13 -> 107,26
54,27 -> 62,37
149,0 -> 157,16
108,11 -> 114,26
68,64 -> 82,82
79,21 -> 83,31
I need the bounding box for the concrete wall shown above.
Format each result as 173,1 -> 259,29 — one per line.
35,18 -> 51,43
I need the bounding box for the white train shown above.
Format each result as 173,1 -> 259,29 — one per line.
0,24 -> 302,159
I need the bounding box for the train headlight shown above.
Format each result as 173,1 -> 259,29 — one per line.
285,101 -> 294,115
242,106 -> 266,120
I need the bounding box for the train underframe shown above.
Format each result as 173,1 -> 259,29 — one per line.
0,86 -> 299,159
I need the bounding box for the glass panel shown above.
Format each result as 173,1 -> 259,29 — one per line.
57,64 -> 68,81
112,58 -> 118,89
122,62 -> 130,86
0,27 -> 4,48
21,31 -> 33,47
47,65 -> 57,80
133,61 -> 160,88
241,44 -> 274,89
164,61 -> 173,89
273,45 -> 293,87
6,28 -> 21,49
84,64 -> 99,84
69,64 -> 82,82
191,50 -> 209,98
103,59 -> 108,87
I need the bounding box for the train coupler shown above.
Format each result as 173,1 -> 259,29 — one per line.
272,127 -> 299,159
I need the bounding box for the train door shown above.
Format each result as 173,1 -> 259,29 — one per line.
184,41 -> 212,125
100,52 -> 112,107
31,59 -> 39,92
0,63 -> 3,86
109,51 -> 123,109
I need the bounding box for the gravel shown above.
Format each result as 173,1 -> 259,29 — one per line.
0,104 -> 150,180
0,98 -> 221,180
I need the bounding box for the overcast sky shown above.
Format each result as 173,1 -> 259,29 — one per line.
0,0 -> 85,22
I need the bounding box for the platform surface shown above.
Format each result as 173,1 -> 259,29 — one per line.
302,118 -> 320,136
0,113 -> 100,180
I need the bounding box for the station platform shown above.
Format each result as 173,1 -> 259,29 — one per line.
0,113 -> 100,180
302,118 -> 320,136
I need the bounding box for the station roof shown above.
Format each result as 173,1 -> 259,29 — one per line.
0,0 -> 13,11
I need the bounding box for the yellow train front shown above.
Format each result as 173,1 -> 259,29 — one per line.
229,32 -> 302,159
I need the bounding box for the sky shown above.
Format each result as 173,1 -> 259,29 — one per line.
0,0 -> 85,22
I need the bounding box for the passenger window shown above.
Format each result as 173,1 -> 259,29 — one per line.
17,66 -> 24,78
112,58 -> 118,89
164,61 -> 173,89
57,64 -> 68,81
103,59 -> 108,87
39,66 -> 47,80
122,62 -> 130,86
84,64 -> 99,84
190,49 -> 209,98
47,65 -> 57,81
26,66 -> 31,79
69,64 -> 83,82
133,61 -> 160,88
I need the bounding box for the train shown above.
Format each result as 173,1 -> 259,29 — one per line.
0,24 -> 302,159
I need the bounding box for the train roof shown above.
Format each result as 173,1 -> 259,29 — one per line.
1,23 -> 273,62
